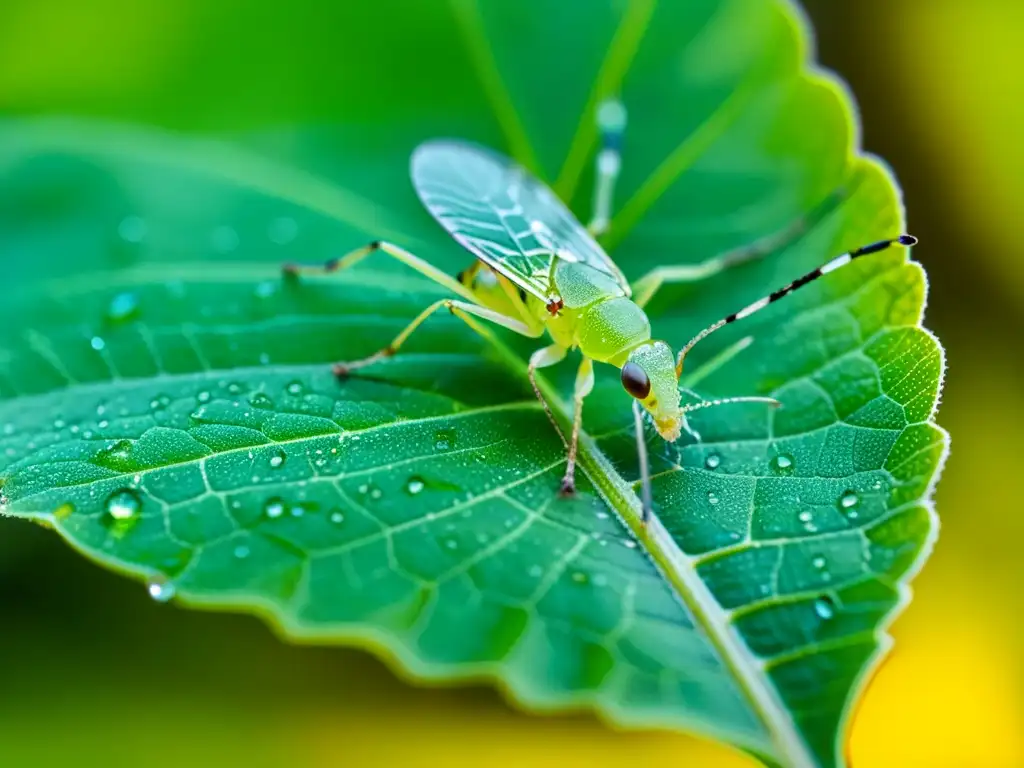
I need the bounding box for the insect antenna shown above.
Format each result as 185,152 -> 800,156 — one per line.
675,235 -> 918,375
633,400 -> 654,523
589,99 -> 627,236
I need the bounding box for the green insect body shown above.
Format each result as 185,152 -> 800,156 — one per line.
284,101 -> 916,521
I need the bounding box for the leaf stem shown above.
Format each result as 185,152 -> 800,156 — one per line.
479,331 -> 817,768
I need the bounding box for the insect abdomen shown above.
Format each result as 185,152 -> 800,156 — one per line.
576,297 -> 651,366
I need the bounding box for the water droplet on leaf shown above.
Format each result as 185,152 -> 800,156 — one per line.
707,491 -> 719,506
104,488 -> 142,527
269,450 -> 286,469
772,454 -> 794,473
814,597 -> 835,620
839,490 -> 859,510
405,476 -> 425,495
263,497 -> 285,519
286,381 -> 304,396
90,336 -> 106,351
147,578 -> 175,602
249,392 -> 274,410
106,292 -> 139,323
434,429 -> 456,451
704,453 -> 721,470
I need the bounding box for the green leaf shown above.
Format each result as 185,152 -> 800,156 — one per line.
0,1 -> 946,766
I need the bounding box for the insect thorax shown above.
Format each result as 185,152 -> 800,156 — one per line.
549,261 -> 651,366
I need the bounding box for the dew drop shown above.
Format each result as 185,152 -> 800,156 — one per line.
772,454 -> 794,473
812,555 -> 827,569
707,491 -> 719,506
285,381 -> 304,396
704,453 -> 721,470
105,488 -> 142,525
369,487 -> 383,501
234,544 -> 251,559
528,564 -> 544,578
118,215 -> 147,243
290,504 -> 305,518
405,476 -> 426,495
147,578 -> 175,603
258,352 -> 271,365
150,394 -> 171,411
106,292 -> 140,323
263,497 -> 285,519
249,392 -> 275,410
839,490 -> 859,510
813,597 -> 835,620
798,510 -> 813,523
90,336 -> 106,351
254,281 -> 277,299
434,429 -> 456,451
197,391 -> 212,404
96,439 -> 134,471
593,573 -> 609,587
269,450 -> 286,469
623,539 -> 637,549
329,510 -> 345,525
445,538 -> 459,551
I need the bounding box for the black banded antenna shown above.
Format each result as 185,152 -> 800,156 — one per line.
675,235 -> 918,375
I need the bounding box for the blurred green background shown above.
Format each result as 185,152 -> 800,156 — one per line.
0,1 -> 1020,766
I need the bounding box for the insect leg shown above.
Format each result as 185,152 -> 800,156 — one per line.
283,240 -> 477,303
588,99 -> 627,236
560,357 -> 595,496
632,400 -> 653,523
527,343 -> 571,452
631,192 -> 848,309
675,235 -> 917,375
334,299 -> 542,377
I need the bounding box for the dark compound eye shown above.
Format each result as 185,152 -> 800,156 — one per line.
620,362 -> 651,399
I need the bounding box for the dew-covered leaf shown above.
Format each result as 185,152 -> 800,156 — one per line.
0,2 -> 945,767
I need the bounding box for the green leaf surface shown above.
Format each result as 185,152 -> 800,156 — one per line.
0,1 -> 946,766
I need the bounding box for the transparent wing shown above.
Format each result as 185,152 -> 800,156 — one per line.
411,140 -> 630,301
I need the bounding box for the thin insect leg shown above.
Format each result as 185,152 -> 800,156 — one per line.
560,357 -> 595,496
675,235 -> 917,375
527,344 -> 570,451
631,189 -> 849,309
282,240 -> 477,303
633,400 -> 654,524
335,298 -> 542,377
588,99 -> 627,236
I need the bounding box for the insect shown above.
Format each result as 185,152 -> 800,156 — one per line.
284,101 -> 916,522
